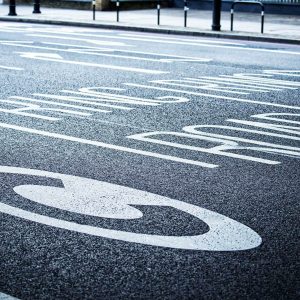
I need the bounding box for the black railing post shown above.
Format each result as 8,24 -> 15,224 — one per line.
8,0 -> 17,16
261,6 -> 264,33
116,1 -> 120,22
231,1 -> 264,34
33,0 -> 41,14
92,0 -> 96,20
212,0 -> 222,31
230,5 -> 234,31
157,0 -> 160,25
184,0 -> 188,27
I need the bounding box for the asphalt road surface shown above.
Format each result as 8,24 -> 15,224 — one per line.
0,22 -> 299,299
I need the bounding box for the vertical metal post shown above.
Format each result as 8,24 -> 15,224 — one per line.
157,1 -> 160,25
8,0 -> 17,16
184,0 -> 188,27
212,0 -> 221,31
230,7 -> 234,31
116,1 -> 120,22
261,7 -> 264,34
33,0 -> 41,14
92,0 -> 96,20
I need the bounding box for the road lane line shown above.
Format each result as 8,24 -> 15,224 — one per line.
0,122 -> 218,169
124,83 -> 300,110
26,32 -> 300,55
10,97 -> 111,113
0,65 -> 23,71
43,42 -> 212,62
17,52 -> 168,74
119,33 -> 246,45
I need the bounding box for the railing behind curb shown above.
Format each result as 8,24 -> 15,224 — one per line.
33,0 -> 41,14
8,0 -> 17,16
231,1 -> 264,33
8,0 -> 42,16
110,0 -> 189,26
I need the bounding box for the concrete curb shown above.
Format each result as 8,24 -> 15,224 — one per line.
1,16 -> 300,45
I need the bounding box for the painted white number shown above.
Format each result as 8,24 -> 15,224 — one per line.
0,166 -> 262,251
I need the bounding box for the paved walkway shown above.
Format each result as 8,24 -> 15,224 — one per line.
0,4 -> 300,43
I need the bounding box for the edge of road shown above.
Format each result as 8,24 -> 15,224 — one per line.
0,16 -> 300,45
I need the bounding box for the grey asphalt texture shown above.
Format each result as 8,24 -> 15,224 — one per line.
0,22 -> 299,299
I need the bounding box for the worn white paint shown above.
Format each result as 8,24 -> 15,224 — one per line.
0,166 -> 262,251
26,32 -> 300,55
0,65 -> 23,71
17,52 -> 167,75
124,83 -> 300,110
26,34 -> 130,47
0,292 -> 19,300
128,131 -> 286,165
0,122 -> 217,168
0,41 -> 210,63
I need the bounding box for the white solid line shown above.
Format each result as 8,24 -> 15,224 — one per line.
25,32 -> 300,56
10,96 -> 111,113
2,42 -> 211,63
17,52 -> 168,75
0,107 -> 59,121
2,42 -> 165,63
150,80 -> 249,95
42,42 -> 212,62
27,34 -> 130,47
0,292 -> 19,300
119,33 -> 246,45
184,78 -> 279,92
32,94 -> 132,110
124,83 -> 300,110
0,122 -> 217,169
0,65 -> 23,71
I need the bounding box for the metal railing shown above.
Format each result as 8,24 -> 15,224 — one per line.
230,1 -> 265,33
260,0 -> 299,3
8,0 -> 41,15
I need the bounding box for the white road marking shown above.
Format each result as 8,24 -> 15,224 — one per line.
0,166 -> 262,251
0,65 -> 23,71
43,42 -> 212,62
128,131 -> 284,165
1,41 -> 210,63
2,99 -> 92,116
150,79 -> 250,95
124,83 -> 300,110
184,77 -> 282,92
0,292 -> 19,300
0,41 -> 212,63
253,113 -> 300,125
27,34 -> 131,47
119,33 -> 246,45
17,52 -> 168,74
10,96 -> 111,113
0,123 -> 217,168
264,70 -> 300,77
26,32 -> 300,55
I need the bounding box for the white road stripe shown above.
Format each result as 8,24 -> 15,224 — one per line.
43,42 -> 212,62
119,33 -> 246,45
124,83 -> 300,110
0,122 -> 217,168
27,34 -> 130,47
184,77 -> 280,92
0,292 -> 19,300
150,80 -> 249,95
0,65 -> 23,71
2,42 -> 203,63
10,96 -> 111,113
26,32 -> 300,56
17,52 -> 167,74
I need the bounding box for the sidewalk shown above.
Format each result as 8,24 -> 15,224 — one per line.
0,4 -> 300,44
